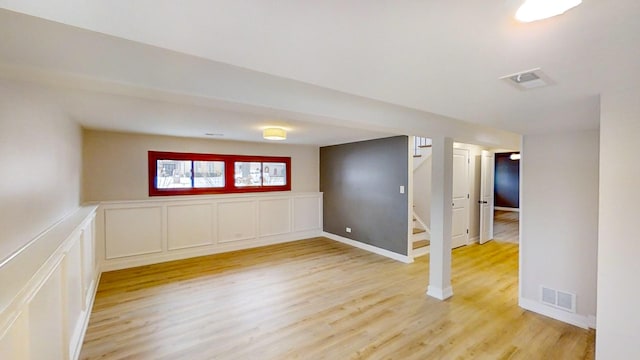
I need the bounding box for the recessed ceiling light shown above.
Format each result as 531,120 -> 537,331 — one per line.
515,0 -> 582,23
205,133 -> 224,137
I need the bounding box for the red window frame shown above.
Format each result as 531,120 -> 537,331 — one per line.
148,151 -> 291,196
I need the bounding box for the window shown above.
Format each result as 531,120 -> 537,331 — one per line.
194,161 -> 225,188
148,151 -> 291,196
233,161 -> 288,187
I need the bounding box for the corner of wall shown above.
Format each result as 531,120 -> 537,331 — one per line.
519,297 -> 593,330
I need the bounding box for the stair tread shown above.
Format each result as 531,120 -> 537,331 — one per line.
413,240 -> 430,249
413,228 -> 426,235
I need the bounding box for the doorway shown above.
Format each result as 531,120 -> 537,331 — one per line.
493,152 -> 520,243
480,151 -> 520,244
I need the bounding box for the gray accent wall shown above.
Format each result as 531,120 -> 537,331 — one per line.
320,136 -> 409,255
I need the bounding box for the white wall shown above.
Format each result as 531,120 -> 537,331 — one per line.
82,130 -> 319,201
520,130 -> 599,328
0,79 -> 82,261
597,89 -> 640,358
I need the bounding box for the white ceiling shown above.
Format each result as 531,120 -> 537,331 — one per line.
58,86 -> 396,146
1,1 -> 638,145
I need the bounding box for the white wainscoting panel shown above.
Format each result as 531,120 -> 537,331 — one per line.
97,193 -> 323,271
105,207 -> 163,259
64,236 -> 84,355
81,224 -> 95,310
0,206 -> 99,360
258,198 -> 291,237
0,310 -> 27,359
167,204 -> 214,250
293,196 -> 322,232
218,200 -> 257,243
28,262 -> 65,359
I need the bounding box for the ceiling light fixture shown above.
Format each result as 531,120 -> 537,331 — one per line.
263,127 -> 286,141
510,153 -> 521,161
515,0 -> 582,23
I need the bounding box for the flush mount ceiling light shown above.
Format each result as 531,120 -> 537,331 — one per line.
515,0 -> 582,23
263,127 -> 286,141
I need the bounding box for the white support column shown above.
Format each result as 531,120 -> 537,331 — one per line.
427,136 -> 454,300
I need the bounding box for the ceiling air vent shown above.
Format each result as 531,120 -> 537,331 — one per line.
500,68 -> 553,90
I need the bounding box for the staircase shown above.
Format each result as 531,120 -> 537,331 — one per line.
412,136 -> 432,258
412,136 -> 432,171
412,211 -> 430,257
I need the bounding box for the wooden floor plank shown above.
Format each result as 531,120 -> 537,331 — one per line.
494,210 -> 519,243
80,237 -> 594,359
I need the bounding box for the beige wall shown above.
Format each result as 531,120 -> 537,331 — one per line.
0,79 -> 82,261
597,89 -> 640,357
521,129 -> 599,321
82,130 -> 319,201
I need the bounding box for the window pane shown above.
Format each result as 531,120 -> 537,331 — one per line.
234,162 -> 262,187
156,160 -> 192,189
194,161 -> 225,188
263,162 -> 287,186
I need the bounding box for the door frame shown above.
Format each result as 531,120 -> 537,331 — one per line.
479,150 -> 495,244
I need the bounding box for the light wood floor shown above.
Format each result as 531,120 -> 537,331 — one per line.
494,210 -> 519,243
80,238 -> 594,359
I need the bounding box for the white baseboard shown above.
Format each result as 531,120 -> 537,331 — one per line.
469,236 -> 479,244
102,229 -> 322,271
495,206 -> 519,212
322,232 -> 413,264
426,285 -> 453,300
519,297 -> 595,329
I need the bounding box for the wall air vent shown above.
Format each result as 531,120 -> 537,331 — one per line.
500,68 -> 553,90
540,286 -> 576,313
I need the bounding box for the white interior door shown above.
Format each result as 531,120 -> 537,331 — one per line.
452,148 -> 469,249
479,150 -> 494,244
